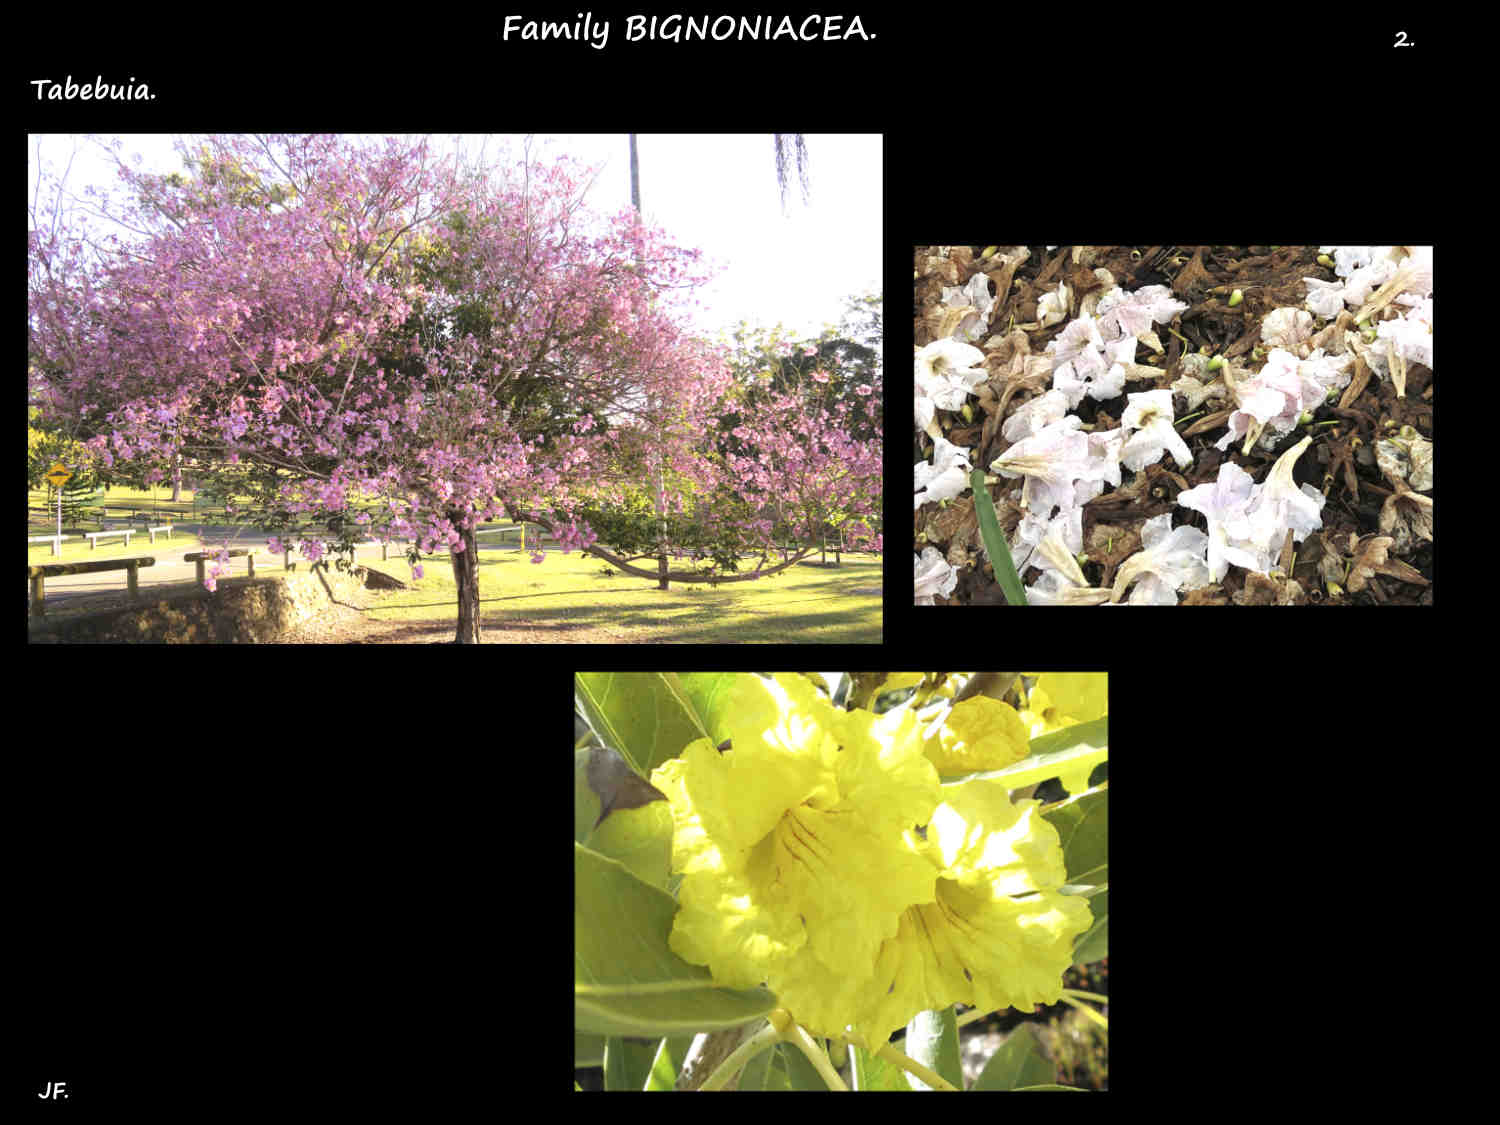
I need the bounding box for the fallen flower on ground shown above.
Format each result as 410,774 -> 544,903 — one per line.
1375,430 -> 1434,491
1232,435 -> 1324,564
915,435 -> 973,510
938,273 -> 996,342
1022,527 -> 1110,605
915,546 -> 959,605
1094,284 -> 1188,340
1377,473 -> 1434,555
1259,307 -> 1315,355
1175,460 -> 1262,582
1036,281 -> 1070,328
915,338 -> 988,438
1119,388 -> 1192,471
989,417 -> 1093,516
1109,513 -> 1211,605
1216,348 -> 1307,453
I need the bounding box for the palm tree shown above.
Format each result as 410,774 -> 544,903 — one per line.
772,133 -> 810,213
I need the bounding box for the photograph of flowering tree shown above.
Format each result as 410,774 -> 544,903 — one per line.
915,246 -> 1432,606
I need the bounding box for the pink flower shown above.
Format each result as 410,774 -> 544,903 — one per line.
811,371 -> 830,384
856,384 -> 872,396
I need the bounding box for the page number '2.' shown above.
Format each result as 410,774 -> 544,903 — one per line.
1394,31 -> 1413,47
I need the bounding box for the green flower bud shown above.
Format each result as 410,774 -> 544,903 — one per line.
1298,411 -> 1314,426
961,403 -> 974,423
1317,253 -> 1335,268
1325,580 -> 1344,597
1206,355 -> 1225,372
1228,289 -> 1243,307
981,245 -> 999,259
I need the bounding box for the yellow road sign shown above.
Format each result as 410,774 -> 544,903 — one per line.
45,462 -> 72,488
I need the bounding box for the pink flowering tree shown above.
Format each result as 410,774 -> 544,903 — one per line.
28,134 -> 738,641
30,135 -> 883,638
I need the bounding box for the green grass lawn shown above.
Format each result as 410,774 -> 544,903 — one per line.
29,484 -> 882,643
353,545 -> 883,644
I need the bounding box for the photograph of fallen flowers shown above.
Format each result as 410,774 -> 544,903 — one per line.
914,246 -> 1433,606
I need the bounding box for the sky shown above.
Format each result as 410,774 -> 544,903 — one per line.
27,133 -> 882,344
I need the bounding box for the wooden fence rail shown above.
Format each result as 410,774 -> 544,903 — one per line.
183,550 -> 256,584
28,556 -> 157,617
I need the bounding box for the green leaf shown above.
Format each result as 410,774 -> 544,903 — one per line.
971,468 -> 1027,606
645,1035 -> 694,1090
939,716 -> 1108,792
848,1041 -> 913,1091
574,843 -> 776,1037
574,744 -> 672,889
903,1006 -> 963,1090
604,1037 -> 661,1091
1042,785 -> 1108,890
574,1031 -> 606,1068
737,1039 -> 778,1090
669,673 -> 743,749
781,1035 -> 832,1090
575,746 -> 673,890
970,1024 -> 1055,1091
576,673 -> 713,775
1072,889 -> 1109,964
574,749 -> 603,845
752,1044 -> 794,1090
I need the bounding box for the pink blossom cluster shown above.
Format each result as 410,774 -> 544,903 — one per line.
28,134 -> 881,613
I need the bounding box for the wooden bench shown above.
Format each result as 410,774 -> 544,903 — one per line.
85,529 -> 135,549
184,549 -> 257,584
28,534 -> 79,557
28,556 -> 157,617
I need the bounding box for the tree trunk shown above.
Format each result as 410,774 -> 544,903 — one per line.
170,454 -> 182,503
451,522 -> 482,643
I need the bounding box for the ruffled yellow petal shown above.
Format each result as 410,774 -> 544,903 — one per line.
1020,673 -> 1108,737
847,779 -> 1093,1044
650,674 -> 942,1005
923,696 -> 1031,778
670,864 -> 808,990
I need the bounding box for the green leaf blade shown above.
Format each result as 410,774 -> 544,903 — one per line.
970,1024 -> 1054,1091
903,1006 -> 963,1090
971,468 -> 1027,606
576,672 -> 716,775
574,843 -> 776,1038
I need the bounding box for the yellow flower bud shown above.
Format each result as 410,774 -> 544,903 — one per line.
769,1007 -> 794,1035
